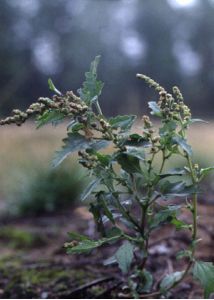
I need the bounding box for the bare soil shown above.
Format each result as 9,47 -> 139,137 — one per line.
0,202 -> 213,299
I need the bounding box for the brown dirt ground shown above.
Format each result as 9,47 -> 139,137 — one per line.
0,201 -> 214,299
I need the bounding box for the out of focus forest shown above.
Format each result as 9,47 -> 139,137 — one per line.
0,0 -> 214,117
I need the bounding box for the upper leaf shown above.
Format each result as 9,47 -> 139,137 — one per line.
148,101 -> 162,117
109,115 -> 136,132
188,118 -> 208,124
116,153 -> 142,174
115,240 -> 134,274
173,135 -> 193,156
52,133 -> 109,167
81,178 -> 101,201
77,56 -> 104,105
193,261 -> 214,298
48,78 -> 62,96
200,167 -> 214,180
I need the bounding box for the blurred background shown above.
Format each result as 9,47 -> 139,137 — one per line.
0,1 -> 214,297
0,0 -> 214,212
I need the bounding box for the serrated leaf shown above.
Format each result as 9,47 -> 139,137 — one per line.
148,101 -> 161,117
115,241 -> 134,274
52,133 -> 109,167
109,115 -> 136,132
36,110 -> 64,128
77,56 -> 104,105
116,153 -> 142,173
173,135 -> 192,156
81,178 -> 101,201
48,78 -> 62,95
193,261 -> 214,298
160,271 -> 184,291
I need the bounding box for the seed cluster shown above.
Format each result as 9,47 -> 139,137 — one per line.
137,74 -> 191,124
0,90 -> 88,126
78,150 -> 98,169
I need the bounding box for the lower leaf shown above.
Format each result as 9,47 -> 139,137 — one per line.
160,271 -> 184,292
193,261 -> 214,298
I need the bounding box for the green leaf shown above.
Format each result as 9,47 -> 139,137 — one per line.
52,133 -> 109,167
97,192 -> 115,224
160,271 -> 184,292
89,202 -> 105,235
193,261 -> 214,298
81,178 -> 101,201
140,270 -> 153,293
200,167 -> 214,180
36,110 -> 64,128
173,135 -> 192,156
189,118 -> 208,124
66,239 -> 104,254
159,168 -> 186,179
116,153 -> 142,173
77,56 -> 104,105
68,122 -> 84,133
125,146 -> 145,161
171,217 -> 191,230
124,133 -> 151,147
66,233 -> 122,254
109,115 -> 136,132
149,205 -> 180,230
159,180 -> 196,197
115,241 -> 134,274
95,153 -> 111,167
148,101 -> 161,117
48,78 -> 62,95
159,121 -> 177,136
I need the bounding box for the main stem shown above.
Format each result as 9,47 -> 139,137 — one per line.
167,154 -> 198,292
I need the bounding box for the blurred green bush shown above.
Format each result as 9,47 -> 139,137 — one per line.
6,164 -> 85,216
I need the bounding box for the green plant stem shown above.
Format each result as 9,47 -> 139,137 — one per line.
113,194 -> 142,232
139,152 -> 158,270
95,100 -> 103,116
165,154 -> 198,293
159,150 -> 166,173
